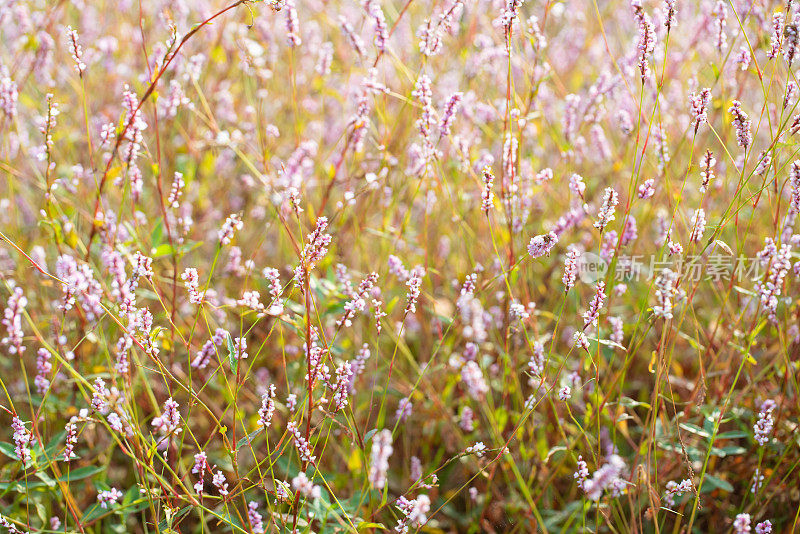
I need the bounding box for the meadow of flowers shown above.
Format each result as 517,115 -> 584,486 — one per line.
1,0 -> 800,532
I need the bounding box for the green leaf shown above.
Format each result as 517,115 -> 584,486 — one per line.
702,474 -> 734,493
82,503 -> 110,524
545,445 -> 568,463
44,430 -> 67,457
150,219 -> 164,247
0,442 -> 18,460
679,422 -> 711,439
156,505 -> 191,533
152,243 -> 175,258
592,337 -> 627,352
0,480 -> 48,491
236,427 -> 263,451
357,522 -> 388,531
34,501 -> 48,524
618,397 -> 651,410
58,465 -> 104,482
717,430 -> 749,440
35,471 -> 57,488
363,429 -> 379,444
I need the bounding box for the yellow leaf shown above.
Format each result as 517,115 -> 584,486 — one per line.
348,447 -> 362,471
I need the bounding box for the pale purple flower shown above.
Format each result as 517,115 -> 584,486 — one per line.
755,520 -> 773,534
66,26 -> 86,75
191,328 -> 227,369
755,150 -> 772,176
581,454 -> 627,501
91,377 -> 110,414
232,336 -> 248,361
349,344 -> 371,393
11,417 -> 32,465
64,419 -> 78,461
583,281 -> 607,328
689,209 -> 706,243
0,66 -> 18,120
396,397 -> 413,422
632,2 -> 656,81
294,217 -> 332,285
365,0 -> 388,52
218,213 -> 243,244
459,406 -> 474,431
574,456 -> 589,490
286,393 -> 297,412
248,502 -> 264,534
338,272 -> 379,327
535,168 -> 553,184
563,247 -> 580,291
528,341 -> 546,380
97,488 -> 123,509
785,21 -> 799,64
258,384 -> 277,428
439,92 -> 463,136
663,478 -> 693,507
369,429 -> 393,489
654,268 -> 679,319
569,173 -> 586,199
668,240 -> 684,256
274,480 -> 291,503
151,397 -> 181,437
404,268 -> 424,315
662,0 -> 676,32
481,166 -> 495,213
284,0 -> 301,47
34,348 -> 52,394
331,361 -> 354,411
167,172 -> 185,208
528,231 -> 558,258
395,494 -> 430,532
785,82 -> 798,109
466,441 -> 486,457
689,88 -> 712,132
412,74 -> 437,166
164,80 -> 191,117
733,513 -> 751,533
461,361 -> 489,399
729,100 -> 752,151
609,316 -> 624,345
2,287 -> 27,354
637,178 -> 655,199
712,0 -> 727,52
287,421 -> 315,464
751,468 -> 764,494
754,399 -> 777,446
700,150 -> 716,193
181,268 -> 202,304
292,472 -> 321,499
212,468 -> 228,496
789,160 -> 800,215
594,187 -> 619,231
755,240 -> 792,322
736,46 -> 752,70
339,17 -> 366,57
768,13 -> 783,59
192,451 -> 208,494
